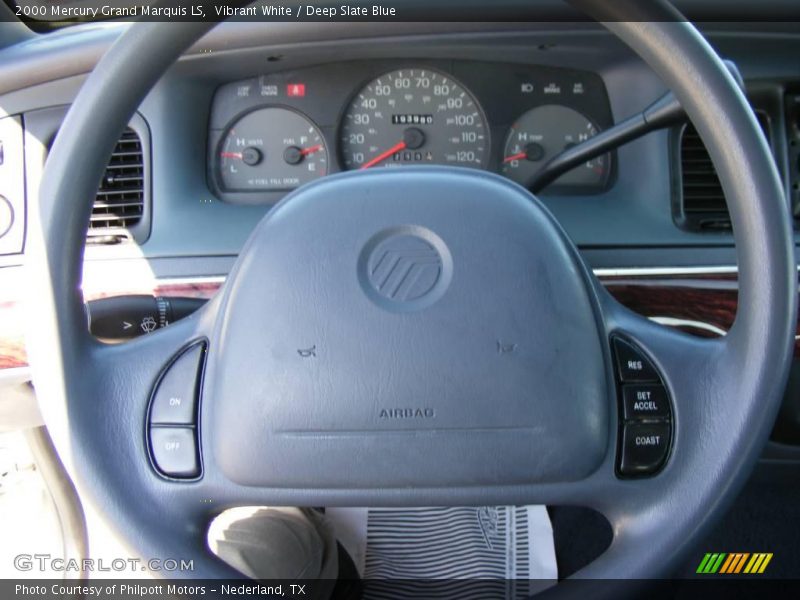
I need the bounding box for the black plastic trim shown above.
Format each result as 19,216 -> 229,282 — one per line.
144,339 -> 207,482
611,333 -> 674,479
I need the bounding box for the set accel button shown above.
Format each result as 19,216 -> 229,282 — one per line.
622,384 -> 670,420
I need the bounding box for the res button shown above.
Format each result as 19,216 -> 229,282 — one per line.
619,422 -> 671,476
613,338 -> 659,382
622,385 -> 671,420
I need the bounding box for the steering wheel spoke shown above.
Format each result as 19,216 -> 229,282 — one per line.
73,295 -> 266,577
559,283 -> 768,578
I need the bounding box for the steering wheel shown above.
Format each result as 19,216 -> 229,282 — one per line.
27,0 -> 795,587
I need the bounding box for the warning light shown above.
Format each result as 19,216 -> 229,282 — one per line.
287,83 -> 306,97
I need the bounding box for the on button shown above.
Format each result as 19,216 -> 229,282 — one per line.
150,343 -> 205,425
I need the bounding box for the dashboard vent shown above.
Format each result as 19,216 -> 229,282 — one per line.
678,112 -> 771,231
88,128 -> 145,244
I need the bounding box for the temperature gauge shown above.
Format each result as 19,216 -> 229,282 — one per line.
502,105 -> 609,190
218,107 -> 328,191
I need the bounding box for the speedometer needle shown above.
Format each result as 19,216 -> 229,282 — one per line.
360,140 -> 407,170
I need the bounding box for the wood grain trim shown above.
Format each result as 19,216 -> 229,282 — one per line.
0,296 -> 26,370
0,279 -> 222,370
600,274 -> 739,339
2,271 -> 798,370
601,272 -> 800,357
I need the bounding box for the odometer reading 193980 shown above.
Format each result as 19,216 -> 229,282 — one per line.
340,68 -> 488,170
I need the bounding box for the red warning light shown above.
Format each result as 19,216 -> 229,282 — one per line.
287,83 -> 306,97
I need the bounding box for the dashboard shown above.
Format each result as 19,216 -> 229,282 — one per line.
1,22 -> 799,263
208,60 -> 614,204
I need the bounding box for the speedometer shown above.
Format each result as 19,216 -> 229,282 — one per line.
340,68 -> 488,170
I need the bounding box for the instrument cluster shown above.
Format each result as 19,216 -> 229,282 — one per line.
208,60 -> 614,204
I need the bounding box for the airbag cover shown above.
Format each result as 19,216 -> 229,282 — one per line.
207,168 -> 608,488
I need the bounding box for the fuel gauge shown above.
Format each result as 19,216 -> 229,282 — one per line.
218,107 -> 328,191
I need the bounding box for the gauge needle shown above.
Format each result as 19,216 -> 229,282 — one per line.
300,144 -> 323,157
360,140 -> 407,170
220,152 -> 243,159
503,152 -> 527,163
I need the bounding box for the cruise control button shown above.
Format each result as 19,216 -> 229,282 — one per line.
150,427 -> 198,477
150,343 -> 205,425
613,338 -> 659,382
619,422 -> 671,476
622,385 -> 671,420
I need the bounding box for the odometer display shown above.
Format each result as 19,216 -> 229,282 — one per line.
340,68 -> 488,170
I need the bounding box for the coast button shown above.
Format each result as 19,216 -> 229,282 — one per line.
619,422 -> 671,476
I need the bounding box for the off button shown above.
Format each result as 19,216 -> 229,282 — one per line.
150,427 -> 198,478
619,422 -> 671,476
